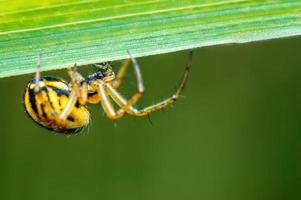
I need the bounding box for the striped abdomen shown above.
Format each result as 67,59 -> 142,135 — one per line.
23,76 -> 90,134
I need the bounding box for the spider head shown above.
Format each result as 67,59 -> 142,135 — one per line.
94,62 -> 115,82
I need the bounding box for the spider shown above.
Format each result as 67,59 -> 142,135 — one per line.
23,51 -> 192,134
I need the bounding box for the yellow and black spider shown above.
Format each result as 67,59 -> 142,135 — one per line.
23,51 -> 192,134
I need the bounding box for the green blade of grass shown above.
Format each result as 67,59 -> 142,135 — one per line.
0,0 -> 301,78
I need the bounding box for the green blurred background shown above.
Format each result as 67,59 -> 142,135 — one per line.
0,37 -> 301,200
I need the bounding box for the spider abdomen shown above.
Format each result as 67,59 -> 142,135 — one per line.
23,76 -> 90,134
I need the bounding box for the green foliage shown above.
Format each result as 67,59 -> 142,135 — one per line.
1,0 -> 301,78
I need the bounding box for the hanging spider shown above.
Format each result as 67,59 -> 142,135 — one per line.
23,51 -> 192,134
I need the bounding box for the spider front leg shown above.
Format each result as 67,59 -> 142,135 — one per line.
111,57 -> 131,89
106,50 -> 192,116
130,50 -> 193,116
109,50 -> 144,111
97,80 -> 125,120
112,50 -> 144,93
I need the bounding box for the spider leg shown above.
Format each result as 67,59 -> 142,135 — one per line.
68,64 -> 85,82
124,50 -> 144,107
34,54 -> 41,93
106,83 -> 127,107
105,82 -> 171,116
59,65 -> 88,120
112,58 -> 131,89
59,91 -> 77,120
112,50 -> 144,94
131,50 -> 192,116
98,80 -> 125,120
32,54 -> 57,115
110,51 -> 145,112
68,65 -> 88,105
105,50 -> 192,116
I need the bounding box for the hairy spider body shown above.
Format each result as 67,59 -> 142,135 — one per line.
23,51 -> 192,134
